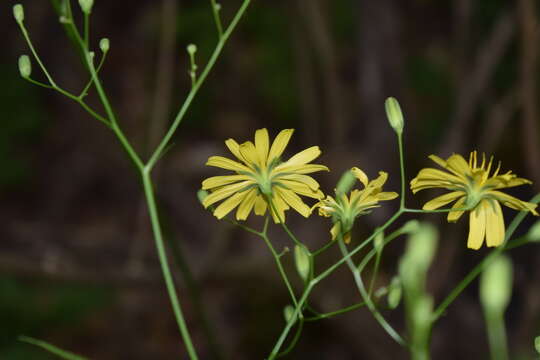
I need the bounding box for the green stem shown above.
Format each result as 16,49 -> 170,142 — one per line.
398,134 -> 406,209
338,238 -> 406,346
312,239 -> 336,256
79,51 -> 107,98
142,172 -> 199,360
146,0 -> 251,171
368,246 -> 383,297
17,22 -> 58,87
485,310 -> 509,360
277,319 -> 304,358
210,0 -> 224,38
304,301 -> 366,321
19,336 -> 87,360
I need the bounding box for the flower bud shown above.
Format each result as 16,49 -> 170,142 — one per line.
283,305 -> 295,323
527,221 -> 540,242
480,254 -> 513,314
13,4 -> 24,23
197,189 -> 209,204
18,55 -> 31,78
404,222 -> 438,272
400,219 -> 420,234
411,294 -> 433,337
387,277 -> 402,309
535,336 -> 540,354
78,0 -> 94,14
335,170 -> 356,197
187,44 -> 197,56
374,231 -> 384,254
385,97 -> 404,135
99,38 -> 110,53
294,245 -> 310,282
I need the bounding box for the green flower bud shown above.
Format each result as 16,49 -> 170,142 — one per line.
294,245 -> 311,282
187,44 -> 197,56
480,255 -> 513,313
404,223 -> 438,272
18,55 -> 31,78
387,277 -> 402,309
527,221 -> 540,242
99,38 -> 110,53
400,219 -> 420,234
385,97 -> 404,135
535,336 -> 540,354
213,2 -> 222,11
197,189 -> 209,204
335,170 -> 356,197
13,4 -> 24,23
374,231 -> 384,254
283,305 -> 295,323
411,294 -> 433,337
78,0 -> 94,14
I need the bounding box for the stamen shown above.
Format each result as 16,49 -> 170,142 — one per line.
493,161 -> 502,177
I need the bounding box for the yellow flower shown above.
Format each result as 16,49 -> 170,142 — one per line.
316,167 -> 398,243
202,128 -> 329,222
410,151 -> 538,250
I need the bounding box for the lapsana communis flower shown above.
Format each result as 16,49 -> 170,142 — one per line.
202,128 -> 328,222
315,167 -> 398,243
410,151 -> 538,250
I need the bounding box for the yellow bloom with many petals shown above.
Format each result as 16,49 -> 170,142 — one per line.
202,128 -> 329,222
315,167 -> 398,243
410,151 -> 538,250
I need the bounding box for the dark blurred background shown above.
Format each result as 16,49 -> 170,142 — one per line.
2,0 -> 540,359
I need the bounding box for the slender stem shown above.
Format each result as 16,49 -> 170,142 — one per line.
338,238 -> 406,346
368,246 -> 383,297
83,12 -> 90,47
404,207 -> 472,214
19,336 -> 87,360
265,195 -> 304,247
312,239 -> 336,256
142,172 -> 199,360
24,77 -> 53,89
146,0 -> 251,171
54,86 -> 111,127
277,319 -> 304,358
79,51 -> 107,98
260,230 -> 299,307
17,22 -> 58,87
398,134 -> 406,209
210,0 -> 224,38
304,301 -> 366,321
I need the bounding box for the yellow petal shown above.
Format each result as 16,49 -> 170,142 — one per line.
254,128 -> 270,166
428,154 -> 448,169
330,222 -> 340,240
274,163 -> 329,174
254,195 -> 267,216
369,171 -> 389,189
202,181 -> 252,208
485,200 -> 505,247
206,156 -> 252,173
488,190 -> 539,215
225,138 -> 244,162
269,192 -> 290,223
236,188 -> 258,220
377,191 -> 399,201
446,154 -> 472,176
423,191 -> 464,210
268,129 -> 294,163
413,168 -> 463,184
280,179 -> 324,199
447,196 -> 466,222
202,174 -> 252,190
351,167 -> 369,187
278,174 -> 320,191
343,232 -> 352,244
283,146 -> 321,167
276,188 -> 311,218
238,141 -> 259,167
213,191 -> 247,219
467,204 -> 486,250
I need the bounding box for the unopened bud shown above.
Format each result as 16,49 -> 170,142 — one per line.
335,170 -> 356,196
405,223 -> 438,272
197,189 -> 209,204
187,44 -> 197,56
78,0 -> 94,14
294,245 -> 311,282
13,4 -> 24,23
535,336 -> 540,354
527,221 -> 540,242
385,97 -> 404,135
400,220 -> 420,234
214,3 -> 222,11
374,231 -> 384,254
18,55 -> 31,78
99,38 -> 110,53
387,277 -> 402,309
283,305 -> 295,323
480,254 -> 513,313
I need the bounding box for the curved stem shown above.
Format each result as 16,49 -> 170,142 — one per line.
398,134 -> 406,209
304,301 -> 366,321
142,172 -> 199,360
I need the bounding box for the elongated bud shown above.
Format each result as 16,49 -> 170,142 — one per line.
335,170 -> 356,197
13,4 -> 24,23
387,277 -> 402,309
197,189 -> 209,204
405,223 -> 438,272
283,305 -> 295,323
385,97 -> 404,135
535,336 -> 540,354
99,38 -> 110,53
18,55 -> 31,78
78,0 -> 94,14
294,245 -> 310,282
527,221 -> 540,242
400,219 -> 420,234
187,44 -> 197,56
480,255 -> 513,313
374,231 -> 384,254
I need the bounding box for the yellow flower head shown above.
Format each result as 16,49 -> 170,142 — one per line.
315,167 -> 398,243
202,128 -> 329,222
410,151 -> 538,250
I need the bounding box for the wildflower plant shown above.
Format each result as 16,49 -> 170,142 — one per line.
11,2 -> 540,360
